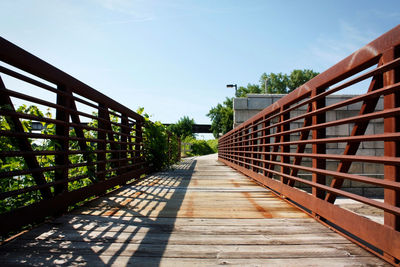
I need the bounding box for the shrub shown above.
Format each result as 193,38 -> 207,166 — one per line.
137,108 -> 180,171
182,137 -> 218,156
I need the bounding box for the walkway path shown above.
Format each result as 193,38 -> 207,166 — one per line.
0,154 -> 388,266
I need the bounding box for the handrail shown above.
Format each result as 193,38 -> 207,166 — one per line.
218,25 -> 400,264
0,37 -> 180,236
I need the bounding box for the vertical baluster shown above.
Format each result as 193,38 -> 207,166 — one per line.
135,120 -> 143,168
120,114 -> 129,175
177,136 -> 181,162
167,132 -> 171,165
280,106 -> 290,183
235,131 -> 238,164
311,87 -> 326,200
97,104 -> 107,181
263,118 -> 270,176
383,48 -> 400,241
54,85 -> 70,196
252,123 -> 258,173
246,126 -> 250,169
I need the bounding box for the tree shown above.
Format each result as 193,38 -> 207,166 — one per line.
260,72 -> 289,94
235,83 -> 262,97
207,97 -> 233,138
287,69 -> 319,92
167,116 -> 195,139
260,69 -> 319,94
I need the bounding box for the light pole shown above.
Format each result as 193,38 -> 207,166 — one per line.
226,84 -> 237,96
264,78 -> 269,94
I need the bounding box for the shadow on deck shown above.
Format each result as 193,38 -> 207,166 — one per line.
0,158 -> 196,266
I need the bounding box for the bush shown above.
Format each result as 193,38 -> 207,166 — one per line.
183,137 -> 218,157
206,139 -> 218,152
137,108 -> 180,171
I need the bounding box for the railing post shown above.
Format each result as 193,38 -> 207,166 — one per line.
98,108 -> 120,176
245,126 -> 250,169
167,132 -> 171,164
311,87 -> 326,200
287,103 -> 313,187
69,99 -> 96,182
231,133 -> 234,162
120,114 -> 129,175
267,114 -> 282,179
177,136 -> 181,162
252,123 -> 257,173
383,48 -> 400,237
97,104 -> 107,181
235,131 -> 239,164
239,129 -> 244,167
135,120 -> 143,168
280,106 -> 290,183
263,118 -> 270,176
54,85 -> 70,196
127,122 -> 135,170
242,128 -> 246,167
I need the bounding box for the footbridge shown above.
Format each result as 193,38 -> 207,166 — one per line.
0,25 -> 400,266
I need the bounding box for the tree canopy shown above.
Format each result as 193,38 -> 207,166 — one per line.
260,69 -> 319,94
235,83 -> 262,97
235,69 -> 319,97
207,97 -> 233,138
167,116 -> 195,139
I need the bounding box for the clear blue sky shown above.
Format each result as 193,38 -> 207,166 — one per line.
1,0 -> 399,126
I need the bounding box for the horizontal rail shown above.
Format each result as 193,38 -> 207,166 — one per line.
218,25 -> 400,264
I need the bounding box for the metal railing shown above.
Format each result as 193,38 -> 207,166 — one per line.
0,37 -> 180,236
218,25 -> 400,264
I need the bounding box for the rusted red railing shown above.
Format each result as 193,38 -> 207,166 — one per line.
219,25 -> 400,264
0,37 -> 180,236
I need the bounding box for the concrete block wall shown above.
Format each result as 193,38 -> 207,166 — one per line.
233,94 -> 384,197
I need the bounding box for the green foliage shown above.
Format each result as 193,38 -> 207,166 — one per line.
235,83 -> 262,97
0,105 -> 180,215
207,97 -> 233,138
0,105 -> 50,214
183,137 -> 218,156
260,72 -> 289,94
260,69 -> 319,94
191,141 -> 214,156
137,107 -> 180,171
287,69 -> 319,92
205,139 -> 218,152
167,116 -> 195,139
144,121 -> 170,171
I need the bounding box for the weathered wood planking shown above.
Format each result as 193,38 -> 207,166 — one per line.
0,154 -> 389,266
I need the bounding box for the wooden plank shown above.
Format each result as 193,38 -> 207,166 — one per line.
0,254 -> 387,267
25,223 -> 330,235
18,231 -> 350,245
53,215 -> 316,225
0,243 -> 376,258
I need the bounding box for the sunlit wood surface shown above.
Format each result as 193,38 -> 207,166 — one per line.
0,154 -> 388,266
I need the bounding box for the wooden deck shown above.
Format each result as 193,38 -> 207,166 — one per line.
0,154 -> 388,266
